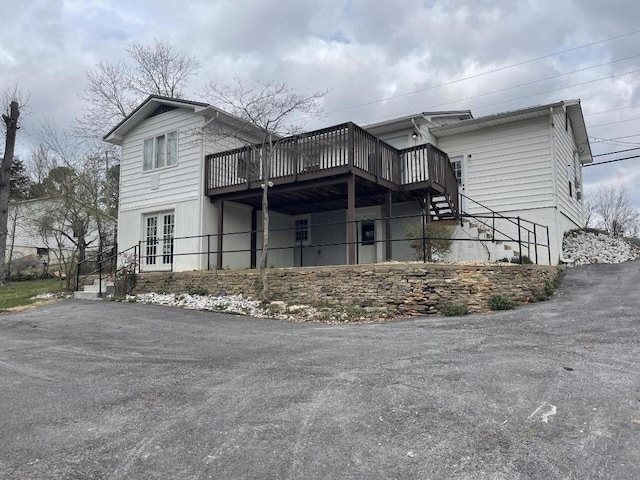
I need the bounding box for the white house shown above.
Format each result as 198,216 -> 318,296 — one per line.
105,96 -> 591,270
7,197 -> 114,275
366,100 -> 591,263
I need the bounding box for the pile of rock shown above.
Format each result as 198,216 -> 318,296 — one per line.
562,230 -> 640,266
128,293 -> 388,323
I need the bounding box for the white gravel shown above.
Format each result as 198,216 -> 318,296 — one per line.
562,230 -> 640,266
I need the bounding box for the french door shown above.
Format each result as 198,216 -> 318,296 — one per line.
144,212 -> 175,268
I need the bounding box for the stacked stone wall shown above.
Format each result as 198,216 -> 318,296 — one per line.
135,262 -> 559,316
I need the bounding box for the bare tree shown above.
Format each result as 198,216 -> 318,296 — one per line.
37,123 -> 117,256
77,39 -> 200,139
0,87 -> 25,283
203,78 -> 326,301
588,184 -> 639,236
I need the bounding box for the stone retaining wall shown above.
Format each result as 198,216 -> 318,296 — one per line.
135,262 -> 559,316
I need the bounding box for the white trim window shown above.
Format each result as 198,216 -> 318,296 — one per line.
294,216 -> 311,245
143,131 -> 178,171
144,211 -> 175,266
450,155 -> 463,185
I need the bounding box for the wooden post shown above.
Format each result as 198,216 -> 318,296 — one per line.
384,190 -> 392,261
216,201 -> 224,270
347,175 -> 356,265
426,192 -> 433,262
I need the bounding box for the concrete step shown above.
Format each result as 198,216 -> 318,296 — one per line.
73,291 -> 103,300
82,283 -> 115,295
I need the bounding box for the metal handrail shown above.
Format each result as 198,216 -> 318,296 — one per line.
75,244 -> 138,296
131,210 -> 550,272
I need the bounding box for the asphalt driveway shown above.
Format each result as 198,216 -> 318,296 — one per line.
1,261 -> 639,479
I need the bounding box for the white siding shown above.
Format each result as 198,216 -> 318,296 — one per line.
437,117 -> 554,213
119,108 -> 205,213
552,107 -> 584,228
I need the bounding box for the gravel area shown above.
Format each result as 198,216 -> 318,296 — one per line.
562,230 -> 640,266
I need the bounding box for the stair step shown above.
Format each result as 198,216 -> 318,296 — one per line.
83,284 -> 115,294
73,291 -> 103,300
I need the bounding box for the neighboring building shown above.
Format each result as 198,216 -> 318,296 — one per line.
105,96 -> 591,271
7,197 -> 115,275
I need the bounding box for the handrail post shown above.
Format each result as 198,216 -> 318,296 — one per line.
207,234 -> 211,270
517,217 -> 522,264
98,252 -> 103,298
138,241 -> 142,273
533,224 -> 538,264
299,230 -> 304,267
356,219 -> 360,265
492,212 -> 496,243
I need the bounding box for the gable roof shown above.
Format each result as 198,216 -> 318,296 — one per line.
103,95 -> 251,145
430,100 -> 592,163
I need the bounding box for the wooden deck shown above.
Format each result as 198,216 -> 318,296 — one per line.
205,122 -> 458,213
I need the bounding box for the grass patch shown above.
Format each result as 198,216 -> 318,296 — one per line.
0,278 -> 65,310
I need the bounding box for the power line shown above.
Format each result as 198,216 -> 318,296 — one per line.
584,154 -> 640,167
589,116 -> 640,129
363,67 -> 640,125
593,147 -> 640,157
323,27 -> 640,116
584,103 -> 640,116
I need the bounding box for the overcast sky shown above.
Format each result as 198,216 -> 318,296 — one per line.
3,0 -> 640,211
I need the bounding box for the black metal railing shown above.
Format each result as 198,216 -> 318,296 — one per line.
75,244 -> 139,297
118,211 -> 551,275
457,192 -> 552,265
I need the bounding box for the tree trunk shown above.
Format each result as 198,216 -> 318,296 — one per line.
259,144 -> 271,302
7,205 -> 18,278
0,101 -> 20,284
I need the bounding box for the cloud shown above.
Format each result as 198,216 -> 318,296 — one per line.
3,0 -> 640,208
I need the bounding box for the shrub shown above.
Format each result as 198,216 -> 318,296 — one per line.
499,256 -> 532,264
406,220 -> 456,261
185,284 -> 209,296
544,276 -> 560,297
487,294 -> 515,311
439,303 -> 469,316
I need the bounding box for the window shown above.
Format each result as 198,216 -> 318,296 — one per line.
450,155 -> 463,185
143,131 -> 178,171
144,211 -> 174,266
361,221 -> 375,246
294,217 -> 310,244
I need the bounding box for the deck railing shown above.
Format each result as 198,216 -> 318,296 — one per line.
205,122 -> 458,197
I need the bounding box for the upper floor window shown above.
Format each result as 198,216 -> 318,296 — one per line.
143,131 -> 178,171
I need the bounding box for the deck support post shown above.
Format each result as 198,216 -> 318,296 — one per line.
250,208 -> 257,269
347,175 -> 356,265
384,190 -> 392,261
216,201 -> 224,270
426,192 -> 433,262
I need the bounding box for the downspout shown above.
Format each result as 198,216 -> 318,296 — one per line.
411,119 -> 423,141
559,251 -> 575,264
549,106 -> 563,264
